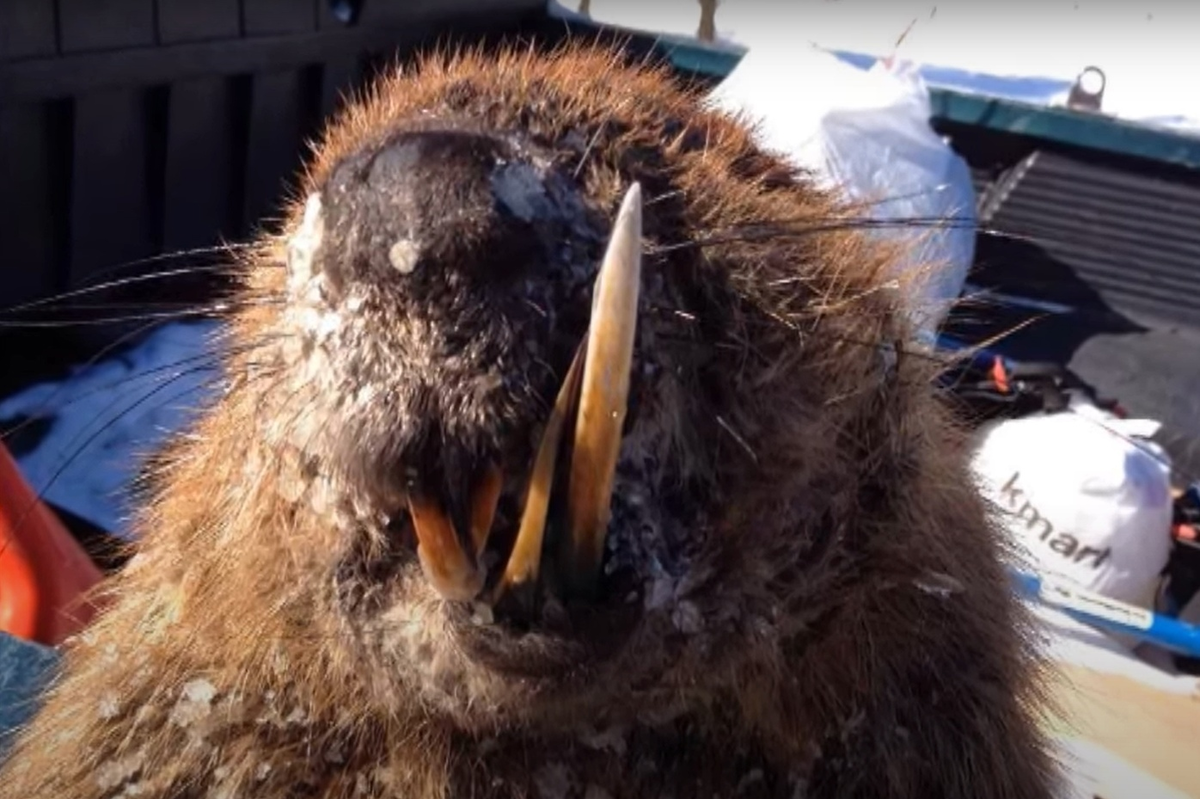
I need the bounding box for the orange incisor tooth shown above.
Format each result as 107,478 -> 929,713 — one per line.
407,495 -> 484,602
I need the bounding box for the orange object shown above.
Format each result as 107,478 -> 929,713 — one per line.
1173,523 -> 1198,543
0,441 -> 104,646
989,356 -> 1011,394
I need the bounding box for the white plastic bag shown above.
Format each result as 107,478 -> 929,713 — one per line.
708,43 -> 976,345
971,397 -> 1174,614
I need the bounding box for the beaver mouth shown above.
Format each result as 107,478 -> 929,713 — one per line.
446,565 -> 645,679
395,183 -> 644,622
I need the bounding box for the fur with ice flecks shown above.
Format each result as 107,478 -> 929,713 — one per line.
0,43 -> 1061,799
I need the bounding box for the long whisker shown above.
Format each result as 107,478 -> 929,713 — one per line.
0,263 -> 273,316
4,301 -> 224,314
18,363 -> 224,493
1,335 -> 284,443
71,242 -> 260,287
0,299 -> 284,329
0,363 -> 239,561
838,184 -> 971,215
648,215 -> 1028,256
1,317 -> 184,435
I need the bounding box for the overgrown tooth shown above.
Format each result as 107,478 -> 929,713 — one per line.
407,496 -> 484,602
493,344 -> 586,600
469,464 -> 504,557
559,182 -> 643,598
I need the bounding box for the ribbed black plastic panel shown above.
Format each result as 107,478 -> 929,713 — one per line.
980,149 -> 1200,327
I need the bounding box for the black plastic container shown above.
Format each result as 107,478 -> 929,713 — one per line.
0,0 -> 547,393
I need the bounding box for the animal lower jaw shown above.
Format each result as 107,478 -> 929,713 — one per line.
449,580 -> 645,677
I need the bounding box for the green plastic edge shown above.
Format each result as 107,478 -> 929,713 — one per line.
928,92 -> 1200,171
552,8 -> 1200,172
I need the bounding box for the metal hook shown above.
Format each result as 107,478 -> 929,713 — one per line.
1066,66 -> 1106,112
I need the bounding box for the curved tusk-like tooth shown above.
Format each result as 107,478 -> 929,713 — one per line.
493,344 -> 586,600
559,183 -> 643,598
408,495 -> 485,602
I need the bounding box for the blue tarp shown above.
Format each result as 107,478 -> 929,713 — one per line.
0,320 -> 219,537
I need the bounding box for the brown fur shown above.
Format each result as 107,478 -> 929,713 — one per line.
0,44 -> 1061,798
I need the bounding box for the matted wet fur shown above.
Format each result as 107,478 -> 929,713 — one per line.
0,43 -> 1060,798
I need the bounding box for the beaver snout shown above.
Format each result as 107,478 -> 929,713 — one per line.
284,126 -> 647,616
313,129 -> 548,298
390,185 -> 645,615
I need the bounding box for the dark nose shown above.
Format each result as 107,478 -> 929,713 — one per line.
316,129 -> 543,291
